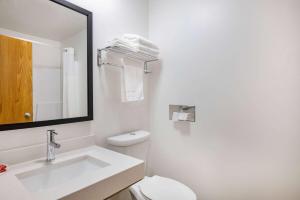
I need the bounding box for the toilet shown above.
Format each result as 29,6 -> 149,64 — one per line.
107,130 -> 197,200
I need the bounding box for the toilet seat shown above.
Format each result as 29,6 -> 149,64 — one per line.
130,176 -> 196,200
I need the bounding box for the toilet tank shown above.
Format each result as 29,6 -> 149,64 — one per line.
106,130 -> 151,162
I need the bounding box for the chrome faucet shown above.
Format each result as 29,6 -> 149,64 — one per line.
46,130 -> 61,162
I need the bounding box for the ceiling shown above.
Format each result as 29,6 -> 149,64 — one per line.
0,0 -> 87,41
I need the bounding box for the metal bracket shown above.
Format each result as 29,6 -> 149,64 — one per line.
97,48 -> 158,74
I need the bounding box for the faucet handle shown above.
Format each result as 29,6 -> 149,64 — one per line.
47,129 -> 58,135
52,131 -> 58,135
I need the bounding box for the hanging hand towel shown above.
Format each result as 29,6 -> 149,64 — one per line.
121,59 -> 144,102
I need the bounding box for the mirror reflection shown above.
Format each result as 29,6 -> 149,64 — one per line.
0,0 -> 88,125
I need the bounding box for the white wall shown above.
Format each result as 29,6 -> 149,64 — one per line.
148,0 -> 300,199
0,0 -> 149,165
66,0 -> 150,146
3,1 -> 300,199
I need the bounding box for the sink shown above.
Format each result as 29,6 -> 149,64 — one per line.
1,146 -> 144,200
16,156 -> 110,193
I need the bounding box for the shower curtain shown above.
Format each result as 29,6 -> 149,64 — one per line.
62,48 -> 82,118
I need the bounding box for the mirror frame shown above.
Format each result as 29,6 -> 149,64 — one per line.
0,0 -> 93,131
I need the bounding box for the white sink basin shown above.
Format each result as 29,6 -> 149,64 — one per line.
16,156 -> 110,193
0,146 -> 144,200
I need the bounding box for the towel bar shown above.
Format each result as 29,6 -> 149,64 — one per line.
97,46 -> 159,74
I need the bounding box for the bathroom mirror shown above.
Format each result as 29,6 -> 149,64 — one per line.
0,0 -> 93,130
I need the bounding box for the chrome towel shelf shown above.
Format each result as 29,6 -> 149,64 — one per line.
97,46 -> 159,74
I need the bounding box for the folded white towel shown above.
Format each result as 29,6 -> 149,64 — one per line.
130,43 -> 159,55
106,38 -> 159,58
122,34 -> 159,50
106,38 -> 136,51
121,59 -> 144,102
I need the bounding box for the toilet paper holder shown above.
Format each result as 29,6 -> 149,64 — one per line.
169,105 -> 196,122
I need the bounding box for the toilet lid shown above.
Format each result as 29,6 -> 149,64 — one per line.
139,176 -> 196,200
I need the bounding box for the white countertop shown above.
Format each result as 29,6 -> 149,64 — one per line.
0,146 -> 144,200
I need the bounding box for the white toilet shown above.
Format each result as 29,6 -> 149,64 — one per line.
107,130 -> 197,200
